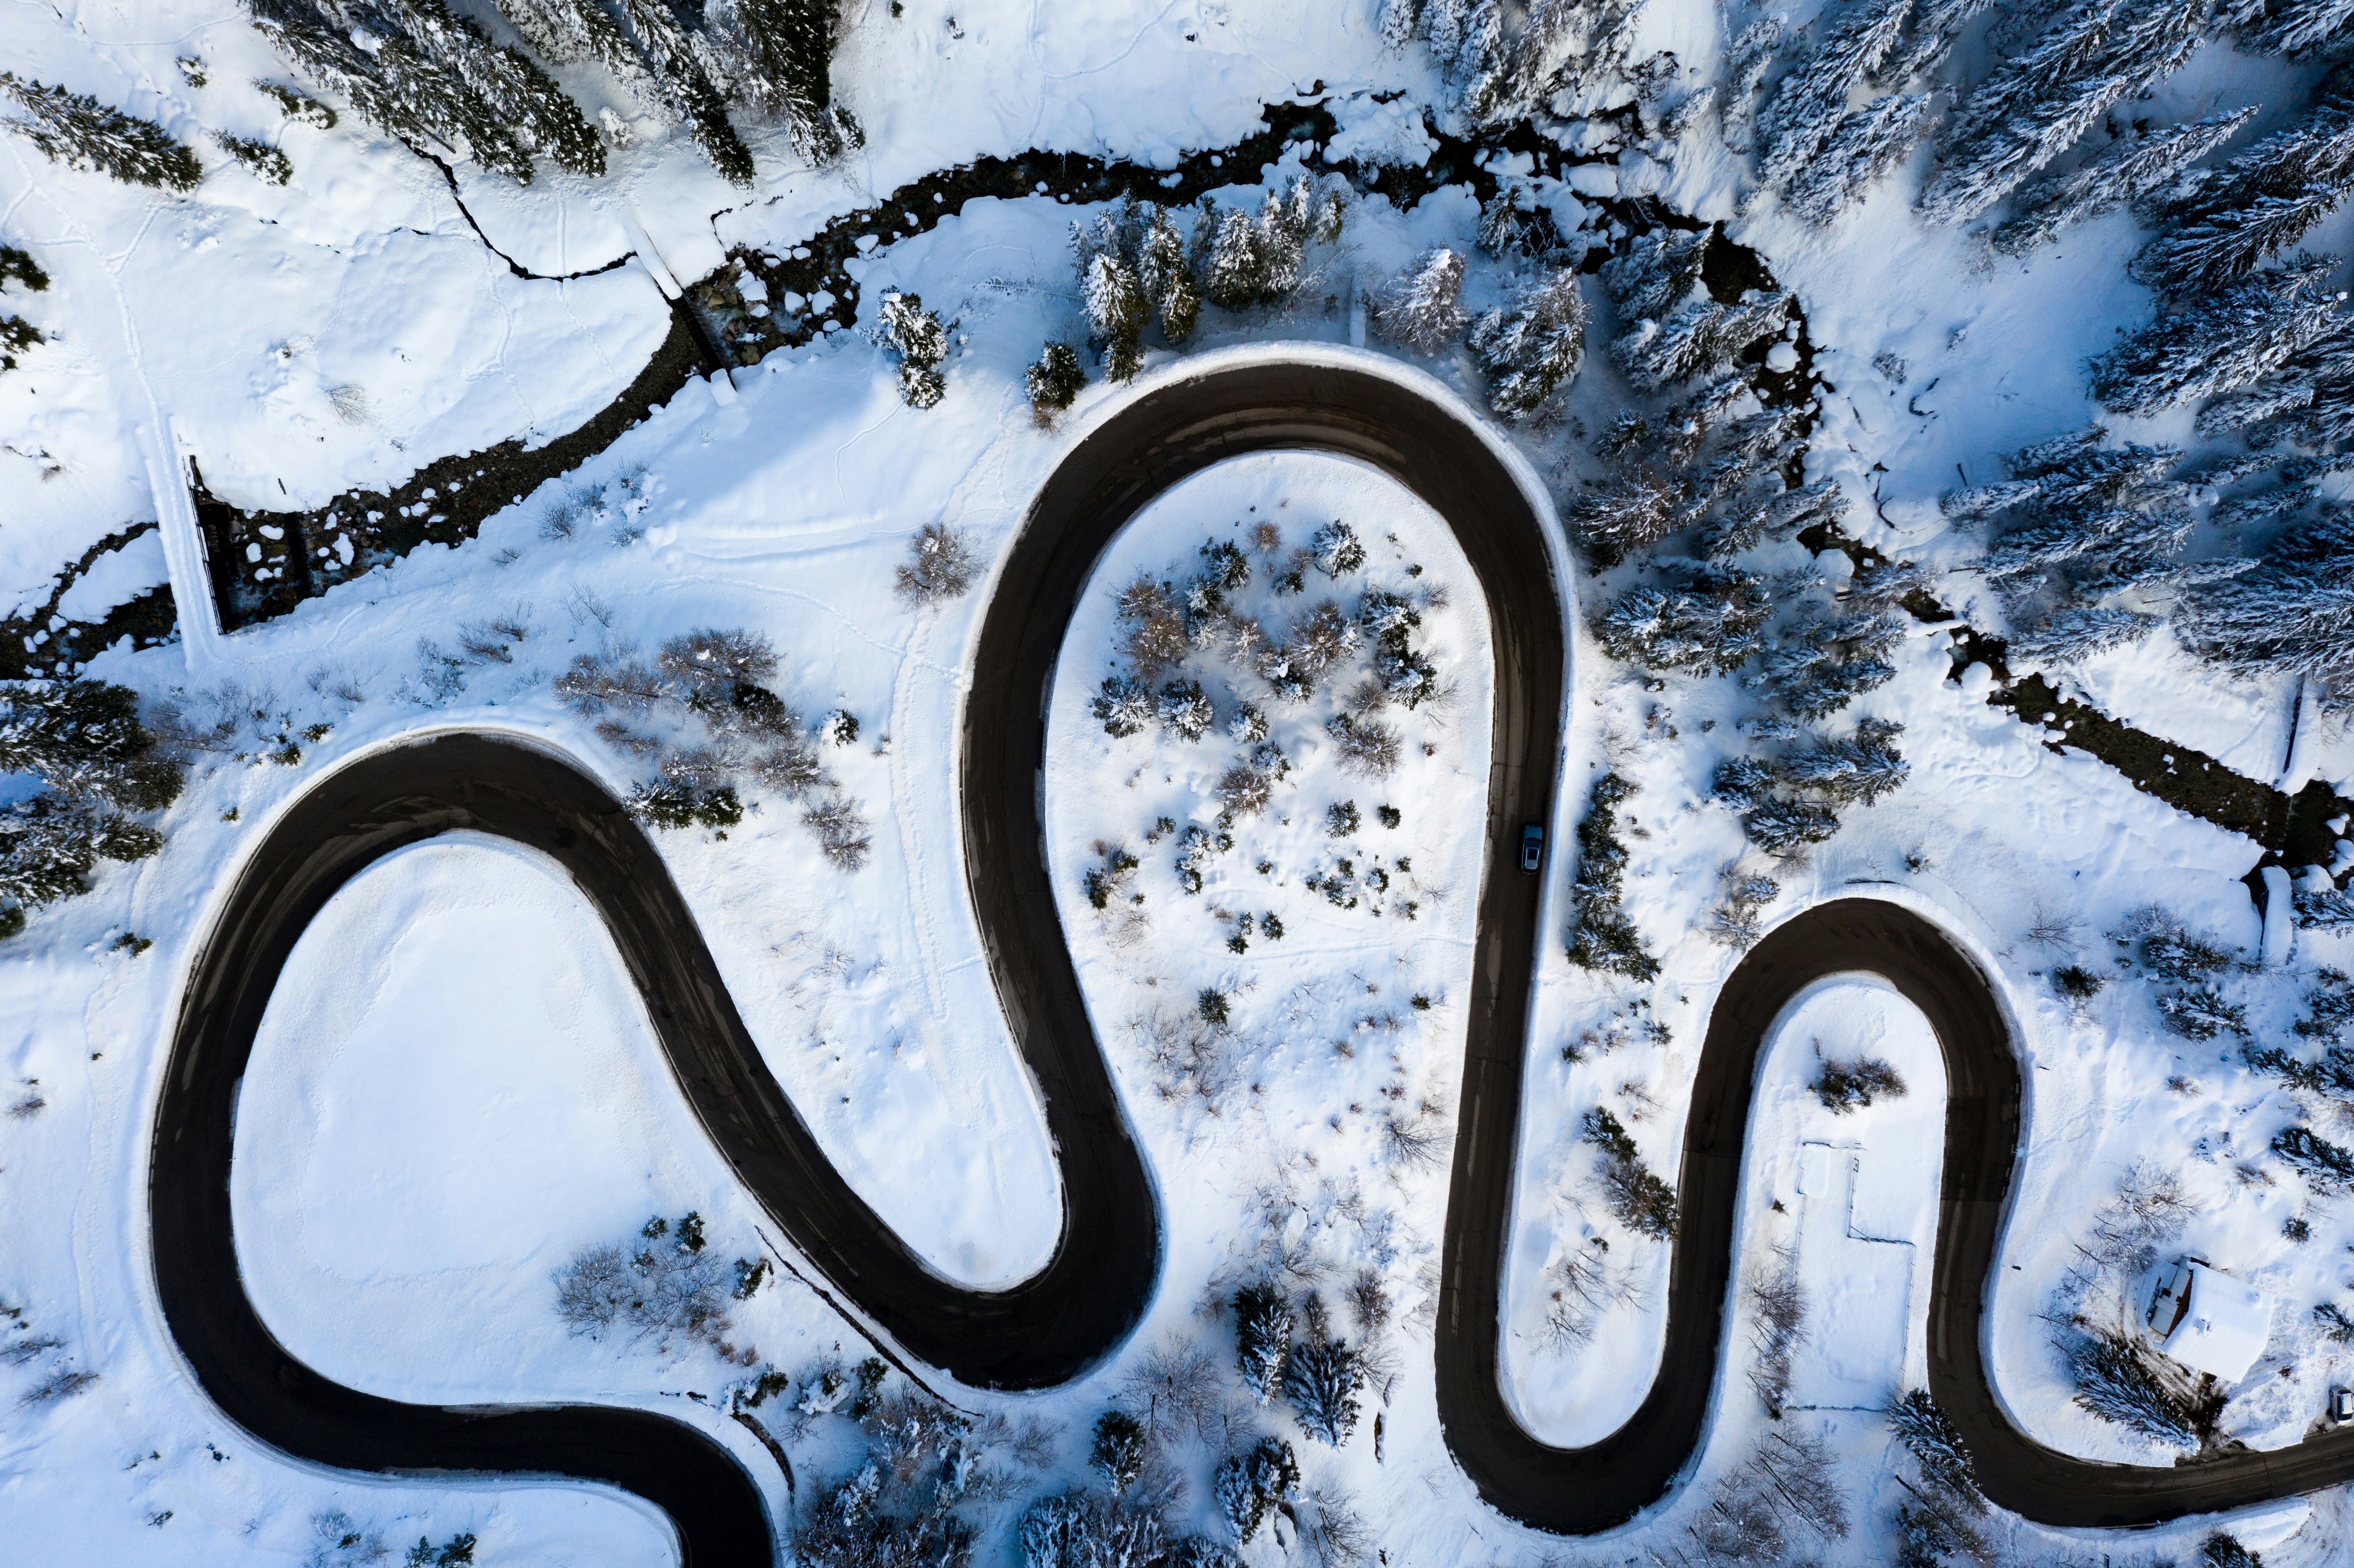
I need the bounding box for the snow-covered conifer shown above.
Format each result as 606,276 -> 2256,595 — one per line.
1281,1331 -> 1362,1447
1213,1437 -> 1298,1543
1092,676 -> 1158,739
1158,680 -> 1214,741
1567,772 -> 1658,978
0,679 -> 184,939
1232,1283 -> 1293,1404
1370,247 -> 1468,353
1756,0 -> 1915,194
1,240 -> 46,372
1564,469 -> 1678,567
248,0 -> 605,183
705,0 -> 850,156
1201,203 -> 1264,310
1887,1389 -> 1985,1506
1781,718 -> 1909,806
1027,341 -> 1085,418
1994,110 -> 2256,256
2006,604 -> 2158,665
1469,267 -> 1588,420
1084,252 -> 1149,381
1090,1410 -> 1148,1490
1704,477 -> 1847,558
1599,226 -> 1710,324
2090,258 -> 2345,418
1778,91 -> 1934,225
1613,292 -> 1792,392
1138,206 -> 1199,343
1311,520 -> 1366,577
1591,567 -> 1771,675
2134,87 -> 2354,296
1918,0 -> 2209,226
0,75 -> 202,190
2179,511 -> 2354,695
2228,0 -> 2354,58
876,289 -> 947,408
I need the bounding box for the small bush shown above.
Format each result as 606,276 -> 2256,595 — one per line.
1325,800 -> 1360,837
896,522 -> 979,604
215,131 -> 290,183
2052,963 -> 2106,999
1197,988 -> 1230,1028
1809,1054 -> 1906,1114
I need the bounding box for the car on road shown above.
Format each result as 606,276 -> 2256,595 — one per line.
1520,824 -> 1543,873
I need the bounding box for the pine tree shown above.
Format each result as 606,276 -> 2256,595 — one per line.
1090,1410 -> 1148,1490
2179,511 -> 2354,695
1993,110 -> 2255,256
1213,1437 -> 1298,1544
1564,469 -> 1678,567
2133,85 -> 2354,297
0,75 -> 202,190
1370,247 -> 1467,353
247,0 -> 604,183
1281,1332 -> 1363,1446
1779,91 -> 1934,225
1137,206 -> 1199,343
1,240 -> 46,372
877,289 -> 946,408
1567,772 -> 1658,978
1232,1283 -> 1293,1404
1781,717 -> 1909,806
2088,258 -> 2347,418
1599,226 -> 1710,324
1612,292 -> 1793,392
1887,1389 -> 1986,1506
1026,341 -> 1085,418
2228,0 -> 2354,58
1084,252 -> 1149,381
0,679 -> 184,939
1469,266 -> 1588,420
1918,0 -> 2210,227
1756,0 -> 1916,193
607,0 -> 755,183
1591,566 -> 1771,675
709,0 -> 849,156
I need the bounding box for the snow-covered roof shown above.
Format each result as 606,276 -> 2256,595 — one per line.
2153,1263 -> 2272,1384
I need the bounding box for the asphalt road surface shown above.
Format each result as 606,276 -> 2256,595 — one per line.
149,359 -> 2352,1565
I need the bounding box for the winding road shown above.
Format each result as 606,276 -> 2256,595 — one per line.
149,357 -> 2351,1564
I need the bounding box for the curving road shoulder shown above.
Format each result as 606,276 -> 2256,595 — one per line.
148,356 -> 2354,1564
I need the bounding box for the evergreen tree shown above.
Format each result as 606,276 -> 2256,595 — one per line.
0,679 -> 184,940
1281,1331 -> 1363,1447
1083,252 -> 1149,382
1370,247 -> 1468,353
1779,90 -> 1934,226
247,0 -> 604,183
1567,772 -> 1657,978
1,240 -> 47,373
1137,206 -> 1199,343
1212,1437 -> 1298,1544
1089,1410 -> 1148,1490
1781,717 -> 1909,805
2179,511 -> 2354,697
2226,0 -> 2354,58
0,75 -> 202,190
1564,469 -> 1678,567
708,0 -> 852,157
1232,1283 -> 1293,1404
1887,1389 -> 1985,1506
2088,258 -> 2346,418
1591,566 -> 1771,675
1993,109 -> 2255,256
1756,0 -> 1915,193
1468,266 -> 1587,420
1599,226 -> 1710,325
1026,341 -> 1085,418
1918,0 -> 2210,227
2134,83 -> 2354,296
1612,292 -> 1793,392
607,0 -> 755,183
877,289 -> 946,408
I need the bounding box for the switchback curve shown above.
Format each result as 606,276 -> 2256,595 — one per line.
148,356 -> 2353,1565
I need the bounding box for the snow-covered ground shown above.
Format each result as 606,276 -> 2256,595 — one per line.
12,0 -> 2354,1562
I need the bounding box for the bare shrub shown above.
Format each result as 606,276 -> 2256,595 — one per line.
1345,1268 -> 1392,1340
658,627 -> 778,690
1380,1109 -> 1445,1172
1539,1239 -> 1622,1351
2088,1161 -> 2196,1273
554,1214 -> 732,1351
1746,1254 -> 1805,1417
1135,1008 -> 1239,1110
804,793 -> 873,871
1119,1339 -> 1223,1441
1810,1052 -> 1906,1113
19,1367 -> 97,1406
1295,1484 -> 1373,1568
1708,871 -> 1779,949
1117,576 -> 1190,680
896,522 -> 980,604
1328,714 -> 1401,778
1215,757 -> 1277,816
1741,1427 -> 1850,1541
554,651 -> 667,714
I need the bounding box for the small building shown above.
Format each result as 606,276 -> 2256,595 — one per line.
2147,1260 -> 2273,1383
